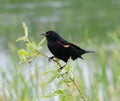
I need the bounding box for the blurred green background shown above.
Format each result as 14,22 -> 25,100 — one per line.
0,0 -> 120,101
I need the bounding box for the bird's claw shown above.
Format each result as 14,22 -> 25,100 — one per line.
48,56 -> 55,62
58,64 -> 67,71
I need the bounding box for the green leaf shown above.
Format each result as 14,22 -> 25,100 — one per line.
26,42 -> 36,55
41,95 -> 54,98
41,90 -> 63,98
62,89 -> 72,96
65,64 -> 70,72
42,70 -> 58,76
53,90 -> 63,95
16,36 -> 29,42
61,96 -> 67,101
18,49 -> 29,63
16,22 -> 29,42
23,99 -> 29,101
47,73 -> 58,84
64,79 -> 72,83
19,56 -> 26,63
22,22 -> 28,37
36,46 -> 42,50
18,49 -> 29,56
37,38 -> 46,49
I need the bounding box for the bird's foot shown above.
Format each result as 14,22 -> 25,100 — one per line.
58,64 -> 67,71
48,56 -> 55,62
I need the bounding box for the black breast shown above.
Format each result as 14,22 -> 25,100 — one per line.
47,41 -> 70,62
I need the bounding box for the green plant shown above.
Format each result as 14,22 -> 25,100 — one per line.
16,22 -> 86,101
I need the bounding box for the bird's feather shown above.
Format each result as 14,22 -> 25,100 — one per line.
43,30 -> 94,63
57,41 -> 69,48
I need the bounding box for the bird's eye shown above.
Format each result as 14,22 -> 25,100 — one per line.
46,32 -> 50,35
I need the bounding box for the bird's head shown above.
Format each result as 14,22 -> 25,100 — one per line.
42,31 -> 61,41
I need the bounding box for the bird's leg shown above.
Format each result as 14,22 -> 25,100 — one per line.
48,56 -> 55,62
48,57 -> 67,71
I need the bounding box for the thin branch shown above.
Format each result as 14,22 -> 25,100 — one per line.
67,72 -> 86,101
36,50 -> 62,68
37,51 -> 86,101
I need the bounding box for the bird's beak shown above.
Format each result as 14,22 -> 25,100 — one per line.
41,33 -> 47,36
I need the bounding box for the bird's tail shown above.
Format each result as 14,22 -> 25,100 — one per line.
85,50 -> 95,53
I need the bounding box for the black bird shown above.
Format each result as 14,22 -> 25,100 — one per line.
42,31 -> 94,69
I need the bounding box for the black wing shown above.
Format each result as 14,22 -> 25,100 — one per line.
70,43 -> 86,55
57,39 -> 70,48
56,39 -> 86,60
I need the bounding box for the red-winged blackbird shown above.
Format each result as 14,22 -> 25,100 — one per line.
42,31 -> 94,68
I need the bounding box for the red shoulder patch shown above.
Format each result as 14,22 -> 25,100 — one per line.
57,41 -> 69,48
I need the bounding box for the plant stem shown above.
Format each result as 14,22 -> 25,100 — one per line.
37,51 -> 86,101
67,73 -> 86,101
